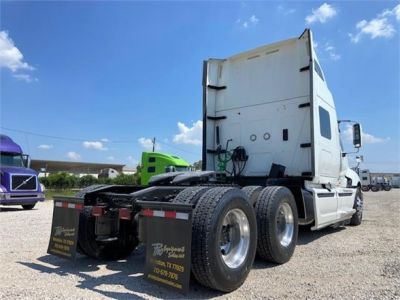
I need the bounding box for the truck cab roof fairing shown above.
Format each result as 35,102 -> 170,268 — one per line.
0,135 -> 23,154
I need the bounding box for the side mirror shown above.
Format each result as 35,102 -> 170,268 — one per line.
353,123 -> 362,148
22,154 -> 31,168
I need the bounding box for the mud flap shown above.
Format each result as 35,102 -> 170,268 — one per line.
138,201 -> 193,294
47,196 -> 83,260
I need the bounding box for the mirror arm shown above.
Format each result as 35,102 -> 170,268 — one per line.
342,147 -> 360,157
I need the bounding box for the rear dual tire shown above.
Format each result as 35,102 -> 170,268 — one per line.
189,187 -> 257,292
255,186 -> 298,264
180,185 -> 299,292
242,185 -> 263,206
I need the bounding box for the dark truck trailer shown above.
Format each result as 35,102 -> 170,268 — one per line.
48,29 -> 364,293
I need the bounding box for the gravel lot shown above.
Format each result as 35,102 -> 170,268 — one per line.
0,190 -> 399,299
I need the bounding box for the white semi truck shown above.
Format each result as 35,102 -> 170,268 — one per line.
359,169 -> 392,192
48,29 -> 364,293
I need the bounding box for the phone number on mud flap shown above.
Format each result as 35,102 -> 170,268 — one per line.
153,267 -> 179,281
52,237 -> 74,252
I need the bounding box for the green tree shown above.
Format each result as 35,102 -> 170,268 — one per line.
39,176 -> 49,188
98,177 -> 113,185
112,173 -> 137,185
78,175 -> 98,188
46,172 -> 78,190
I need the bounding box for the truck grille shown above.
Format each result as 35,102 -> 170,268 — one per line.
11,175 -> 37,191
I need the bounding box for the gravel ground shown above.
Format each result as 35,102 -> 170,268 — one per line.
0,190 -> 399,299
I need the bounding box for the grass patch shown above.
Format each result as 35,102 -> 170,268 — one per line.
44,189 -> 77,200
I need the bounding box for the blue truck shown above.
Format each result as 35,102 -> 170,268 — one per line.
0,134 -> 44,209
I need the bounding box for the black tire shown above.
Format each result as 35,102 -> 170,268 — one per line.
22,204 -> 35,210
383,185 -> 392,191
173,186 -> 211,205
350,188 -> 363,226
361,185 -> 370,192
191,187 -> 257,292
255,186 -> 298,264
75,184 -> 109,198
78,207 -> 138,260
242,186 -> 263,206
371,185 -> 379,192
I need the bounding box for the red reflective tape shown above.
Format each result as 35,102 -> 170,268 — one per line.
75,203 -> 83,210
142,208 -> 154,217
62,202 -> 68,208
164,211 -> 177,219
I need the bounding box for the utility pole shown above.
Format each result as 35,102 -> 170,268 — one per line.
152,137 -> 156,152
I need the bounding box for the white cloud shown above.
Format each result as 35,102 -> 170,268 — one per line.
324,43 -> 341,61
249,15 -> 259,24
0,31 -> 34,73
277,5 -> 296,15
237,15 -> 259,29
12,73 -> 37,83
83,141 -> 107,151
173,120 -> 202,146
306,3 -> 337,24
362,132 -> 390,144
101,138 -> 109,142
67,151 -> 81,161
107,156 -> 115,161
395,4 -> 400,20
138,137 -> 160,151
379,4 -> 400,20
349,5 -> 399,43
37,144 -> 53,150
343,124 -> 390,144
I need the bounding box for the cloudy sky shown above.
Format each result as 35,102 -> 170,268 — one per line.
0,2 -> 399,172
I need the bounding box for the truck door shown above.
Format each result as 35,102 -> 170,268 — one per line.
313,96 -> 340,227
311,55 -> 341,227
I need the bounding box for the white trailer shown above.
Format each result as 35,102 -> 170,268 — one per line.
48,29 -> 364,293
360,169 -> 372,190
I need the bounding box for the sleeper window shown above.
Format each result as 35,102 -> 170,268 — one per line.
319,106 -> 331,140
314,60 -> 324,81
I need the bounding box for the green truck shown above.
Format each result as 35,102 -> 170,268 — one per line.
140,152 -> 191,186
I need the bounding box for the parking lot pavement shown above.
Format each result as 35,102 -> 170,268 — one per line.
0,190 -> 399,299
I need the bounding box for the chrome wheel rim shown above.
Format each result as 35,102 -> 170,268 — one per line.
219,208 -> 250,269
276,202 -> 294,247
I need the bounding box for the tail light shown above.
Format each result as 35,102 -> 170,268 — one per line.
92,206 -> 106,217
119,208 -> 132,220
